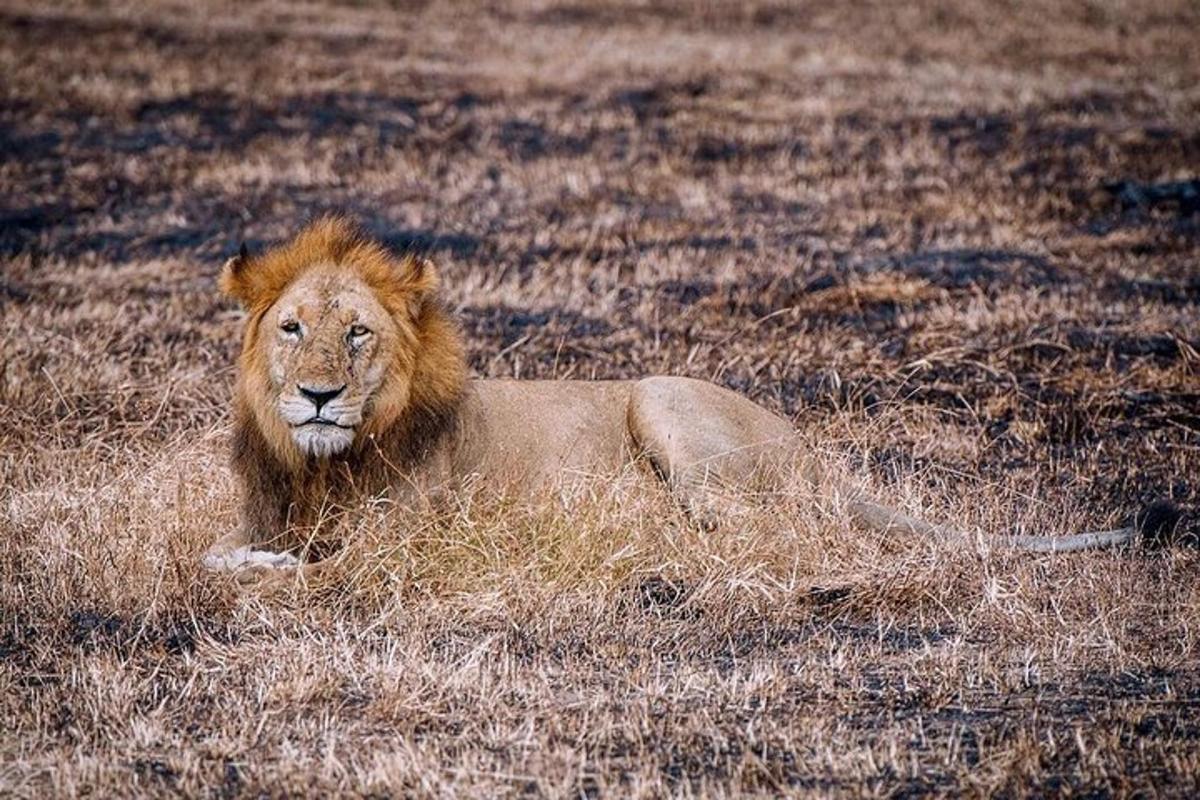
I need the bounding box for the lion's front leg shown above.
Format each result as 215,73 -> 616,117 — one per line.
206,425 -> 317,586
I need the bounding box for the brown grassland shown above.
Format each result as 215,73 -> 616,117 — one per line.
2,0 -> 1200,796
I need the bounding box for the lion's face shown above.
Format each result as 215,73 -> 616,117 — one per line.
222,217 -> 464,468
258,267 -> 401,457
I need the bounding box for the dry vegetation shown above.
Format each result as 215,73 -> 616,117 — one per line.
3,0 -> 1200,796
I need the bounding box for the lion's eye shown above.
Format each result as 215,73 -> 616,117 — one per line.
280,320 -> 301,335
348,324 -> 371,339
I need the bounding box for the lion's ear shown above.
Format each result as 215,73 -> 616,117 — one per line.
219,243 -> 258,307
395,255 -> 440,313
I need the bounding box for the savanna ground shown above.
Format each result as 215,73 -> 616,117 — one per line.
2,0 -> 1200,796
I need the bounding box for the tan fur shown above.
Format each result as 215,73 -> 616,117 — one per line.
203,218 -> 1148,586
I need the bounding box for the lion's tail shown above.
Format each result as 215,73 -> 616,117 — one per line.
847,498 -> 1184,553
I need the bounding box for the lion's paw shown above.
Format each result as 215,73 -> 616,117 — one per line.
202,547 -> 300,573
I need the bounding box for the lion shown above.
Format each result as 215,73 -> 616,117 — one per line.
202,217 -> 1181,584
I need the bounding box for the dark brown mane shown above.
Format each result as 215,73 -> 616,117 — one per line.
225,218 -> 469,553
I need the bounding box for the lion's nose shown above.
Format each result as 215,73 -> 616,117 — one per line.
298,384 -> 346,412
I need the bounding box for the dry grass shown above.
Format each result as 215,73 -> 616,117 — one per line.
2,0 -> 1200,796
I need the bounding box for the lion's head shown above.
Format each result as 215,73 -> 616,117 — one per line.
220,217 -> 465,469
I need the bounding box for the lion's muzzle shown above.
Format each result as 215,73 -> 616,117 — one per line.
298,383 -> 346,412
280,382 -> 362,456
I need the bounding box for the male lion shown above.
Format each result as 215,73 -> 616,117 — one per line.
202,217 -> 1179,583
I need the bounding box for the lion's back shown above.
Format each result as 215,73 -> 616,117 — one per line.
454,379 -> 637,489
